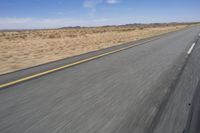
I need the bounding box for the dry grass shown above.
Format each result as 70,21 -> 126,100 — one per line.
0,24 -> 193,74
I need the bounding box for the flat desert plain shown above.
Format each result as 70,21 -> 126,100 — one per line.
0,24 -> 194,74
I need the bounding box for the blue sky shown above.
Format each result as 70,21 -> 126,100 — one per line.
0,0 -> 199,29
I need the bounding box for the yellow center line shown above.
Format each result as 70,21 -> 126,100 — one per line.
0,37 -> 159,89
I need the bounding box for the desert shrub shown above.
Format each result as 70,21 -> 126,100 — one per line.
67,34 -> 77,38
139,27 -> 144,30
5,36 -> 10,40
0,32 -> 6,37
20,35 -> 27,39
49,34 -> 56,38
56,33 -> 61,38
121,28 -> 135,32
48,33 -> 61,39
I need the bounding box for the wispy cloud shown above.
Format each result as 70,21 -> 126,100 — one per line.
83,0 -> 103,17
0,18 -> 83,29
55,11 -> 64,15
83,0 -> 121,17
83,0 -> 120,8
83,0 -> 103,9
0,18 -> 32,24
0,17 -> 112,29
106,0 -> 121,4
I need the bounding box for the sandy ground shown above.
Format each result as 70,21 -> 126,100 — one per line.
0,24 -> 191,74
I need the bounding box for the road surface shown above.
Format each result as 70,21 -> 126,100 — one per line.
0,26 -> 200,133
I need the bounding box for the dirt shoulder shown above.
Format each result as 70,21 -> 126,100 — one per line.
0,24 -> 195,74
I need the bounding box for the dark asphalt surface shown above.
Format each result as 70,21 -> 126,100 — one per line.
0,28 -> 186,85
0,26 -> 200,133
154,36 -> 200,133
185,81 -> 200,133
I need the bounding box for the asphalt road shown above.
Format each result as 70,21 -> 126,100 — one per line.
0,26 -> 200,133
154,34 -> 200,133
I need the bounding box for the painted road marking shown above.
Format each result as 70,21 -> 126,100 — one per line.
0,26 -> 194,89
0,37 -> 160,89
187,43 -> 196,55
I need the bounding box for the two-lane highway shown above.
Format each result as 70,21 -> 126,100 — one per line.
0,26 -> 200,133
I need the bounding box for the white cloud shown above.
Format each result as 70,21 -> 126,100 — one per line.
0,18 -> 83,29
0,18 -> 32,24
83,0 -> 103,9
0,17 -> 112,29
83,0 -> 103,17
55,11 -> 64,15
83,0 -> 120,8
83,0 -> 121,17
106,0 -> 120,4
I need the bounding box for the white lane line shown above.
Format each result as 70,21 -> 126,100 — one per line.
187,43 -> 196,55
199,33 -> 200,37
